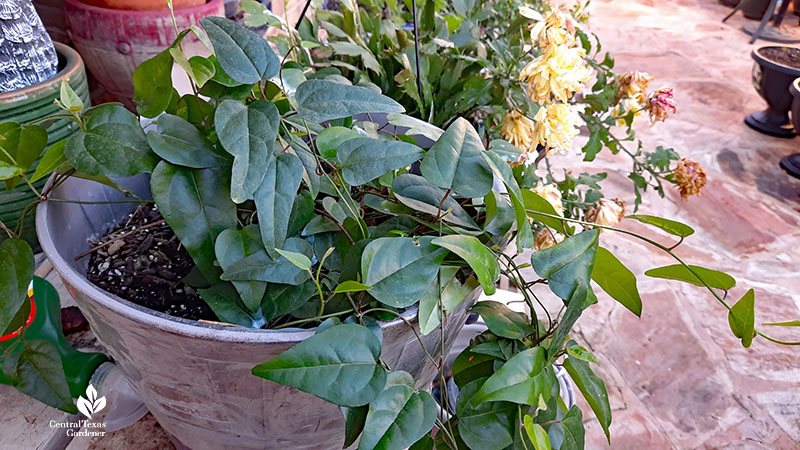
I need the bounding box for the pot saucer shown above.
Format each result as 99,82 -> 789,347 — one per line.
745,112 -> 797,138
779,154 -> 800,179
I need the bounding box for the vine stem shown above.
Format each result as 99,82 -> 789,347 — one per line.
361,307 -> 440,368
527,210 -> 800,345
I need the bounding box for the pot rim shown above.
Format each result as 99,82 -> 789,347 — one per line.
0,43 -> 82,102
752,46 -> 800,77
64,0 -> 224,15
36,177 -> 420,344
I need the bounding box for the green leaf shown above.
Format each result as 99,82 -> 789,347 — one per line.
30,140 -> 67,183
419,117 -> 492,198
530,230 -> 599,300
59,80 -> 84,112
456,378 -> 515,450
198,282 -> 265,328
315,126 -> 362,161
295,79 -> 404,123
728,289 -> 755,348
338,138 -> 423,186
470,301 -> 535,340
65,104 -> 157,177
566,341 -> 599,364
151,162 -> 237,284
254,152 -> 304,258
521,190 -> 571,234
133,31 -> 188,118
548,284 -> 589,354
487,139 -> 523,163
392,174 -> 479,229
563,357 -> 611,443
215,100 -> 280,203
626,214 -> 694,238
334,280 -> 373,293
342,405 -> 369,449
472,347 -> 556,406
481,150 -> 533,250
200,16 -> 279,84
763,320 -> 800,326
361,237 -> 448,307
214,225 -> 267,312
452,350 -> 495,388
591,247 -> 642,316
419,268 -> 478,335
431,235 -> 498,295
274,248 -> 312,271
386,114 -> 444,141
261,281 -> 318,321
0,122 -> 47,188
0,163 -> 24,180
170,48 -> 215,88
2,340 -> 76,413
0,239 -> 34,334
221,237 -> 312,285
644,264 -> 736,290
252,324 -> 386,407
358,371 -> 437,450
560,406 -> 585,450
147,114 -> 227,168
524,416 -> 551,450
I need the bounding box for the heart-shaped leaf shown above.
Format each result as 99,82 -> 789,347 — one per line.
65,104 -> 158,177
0,122 -> 47,189
431,235 -> 498,295
315,126 -> 362,160
418,267 -> 479,335
456,378 -> 516,450
261,281 -> 317,321
392,174 -> 479,229
592,247 -> 642,317
530,230 -> 599,300
560,406 -> 585,450
30,140 -> 67,183
2,340 -> 76,413
132,32 -> 183,118
254,152 -> 304,258
644,264 -> 735,290
252,323 -> 387,407
728,289 -> 755,348
361,236 -> 448,307
481,150 -> 533,250
470,301 -> 535,340
151,162 -> 237,284
214,225 -> 267,312
0,239 -> 34,334
420,117 -> 492,198
358,371 -> 437,450
471,347 -> 556,406
563,357 -> 611,443
221,237 -> 312,285
200,16 -> 279,84
198,282 -> 266,328
296,79 -> 405,123
147,114 -> 228,168
626,214 -> 694,238
215,100 -> 280,203
338,138 -> 424,186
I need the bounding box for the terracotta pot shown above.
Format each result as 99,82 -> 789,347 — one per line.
64,0 -> 224,109
32,0 -> 70,43
79,0 -> 206,11
37,174 -> 477,450
745,46 -> 800,138
0,42 -> 89,248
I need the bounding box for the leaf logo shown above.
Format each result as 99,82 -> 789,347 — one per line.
76,384 -> 106,419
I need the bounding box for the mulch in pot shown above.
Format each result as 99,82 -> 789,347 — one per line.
85,204 -> 216,322
759,47 -> 800,70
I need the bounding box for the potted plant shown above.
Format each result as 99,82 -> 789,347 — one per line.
747,45 -> 800,137
1,0 -> 91,246
1,8 -> 797,450
63,0 -> 225,108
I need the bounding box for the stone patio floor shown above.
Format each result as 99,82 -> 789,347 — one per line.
4,0 -> 800,448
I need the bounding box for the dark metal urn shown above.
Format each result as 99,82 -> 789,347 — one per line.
779,77 -> 800,178
746,46 -> 800,138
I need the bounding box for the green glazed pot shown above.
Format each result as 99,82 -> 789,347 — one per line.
0,42 -> 90,248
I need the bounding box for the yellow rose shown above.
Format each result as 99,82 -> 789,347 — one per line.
532,103 -> 582,155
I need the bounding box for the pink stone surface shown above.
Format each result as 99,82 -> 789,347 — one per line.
539,0 -> 800,448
